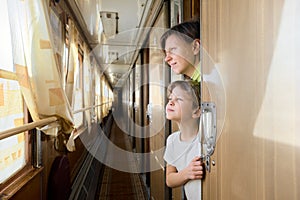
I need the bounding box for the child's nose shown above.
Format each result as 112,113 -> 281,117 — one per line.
168,100 -> 174,105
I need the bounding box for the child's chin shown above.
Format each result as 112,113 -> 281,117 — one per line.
166,115 -> 172,120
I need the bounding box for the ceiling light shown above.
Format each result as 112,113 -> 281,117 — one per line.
100,11 -> 119,38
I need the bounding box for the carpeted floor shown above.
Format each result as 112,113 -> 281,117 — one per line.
98,121 -> 148,200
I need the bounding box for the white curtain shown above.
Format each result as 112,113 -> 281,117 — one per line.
7,0 -> 74,134
83,43 -> 93,133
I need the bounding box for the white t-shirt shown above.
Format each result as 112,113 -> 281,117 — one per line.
164,131 -> 202,200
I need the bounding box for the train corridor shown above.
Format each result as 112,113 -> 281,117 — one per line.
96,119 -> 148,200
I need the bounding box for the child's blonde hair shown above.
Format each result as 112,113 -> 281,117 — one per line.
167,80 -> 201,109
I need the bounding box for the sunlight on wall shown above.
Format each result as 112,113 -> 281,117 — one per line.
254,0 -> 300,147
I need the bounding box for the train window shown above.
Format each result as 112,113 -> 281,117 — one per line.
62,17 -> 84,128
101,78 -> 108,117
50,9 -> 63,54
73,51 -> 84,128
0,77 -> 27,184
62,18 -> 70,94
170,0 -> 183,27
95,72 -> 102,122
0,1 -> 28,184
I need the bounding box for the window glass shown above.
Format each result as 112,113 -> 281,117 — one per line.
0,1 -> 26,184
73,53 -> 84,127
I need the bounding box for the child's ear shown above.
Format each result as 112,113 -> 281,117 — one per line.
192,107 -> 201,118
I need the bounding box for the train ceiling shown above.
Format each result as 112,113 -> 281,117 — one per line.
65,0 -> 164,88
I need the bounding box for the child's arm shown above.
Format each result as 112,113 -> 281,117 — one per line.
166,156 -> 204,188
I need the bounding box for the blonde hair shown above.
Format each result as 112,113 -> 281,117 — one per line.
167,80 -> 201,109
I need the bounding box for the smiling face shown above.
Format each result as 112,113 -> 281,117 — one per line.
164,34 -> 199,77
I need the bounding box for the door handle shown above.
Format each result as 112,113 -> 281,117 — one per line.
199,102 -> 216,172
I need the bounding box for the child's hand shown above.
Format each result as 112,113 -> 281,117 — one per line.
184,156 -> 204,180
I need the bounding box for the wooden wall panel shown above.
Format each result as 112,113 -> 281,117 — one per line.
11,173 -> 42,200
148,3 -> 169,200
201,0 -> 300,199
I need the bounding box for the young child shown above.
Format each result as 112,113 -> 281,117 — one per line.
164,80 -> 204,199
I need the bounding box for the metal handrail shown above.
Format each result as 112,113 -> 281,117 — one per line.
0,116 -> 58,140
0,102 -> 113,140
73,102 -> 112,114
0,102 -> 113,139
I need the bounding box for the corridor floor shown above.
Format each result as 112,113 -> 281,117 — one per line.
97,121 -> 148,200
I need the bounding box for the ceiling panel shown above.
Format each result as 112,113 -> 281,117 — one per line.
70,0 -> 163,88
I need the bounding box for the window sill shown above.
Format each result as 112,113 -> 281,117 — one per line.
0,167 -> 43,199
